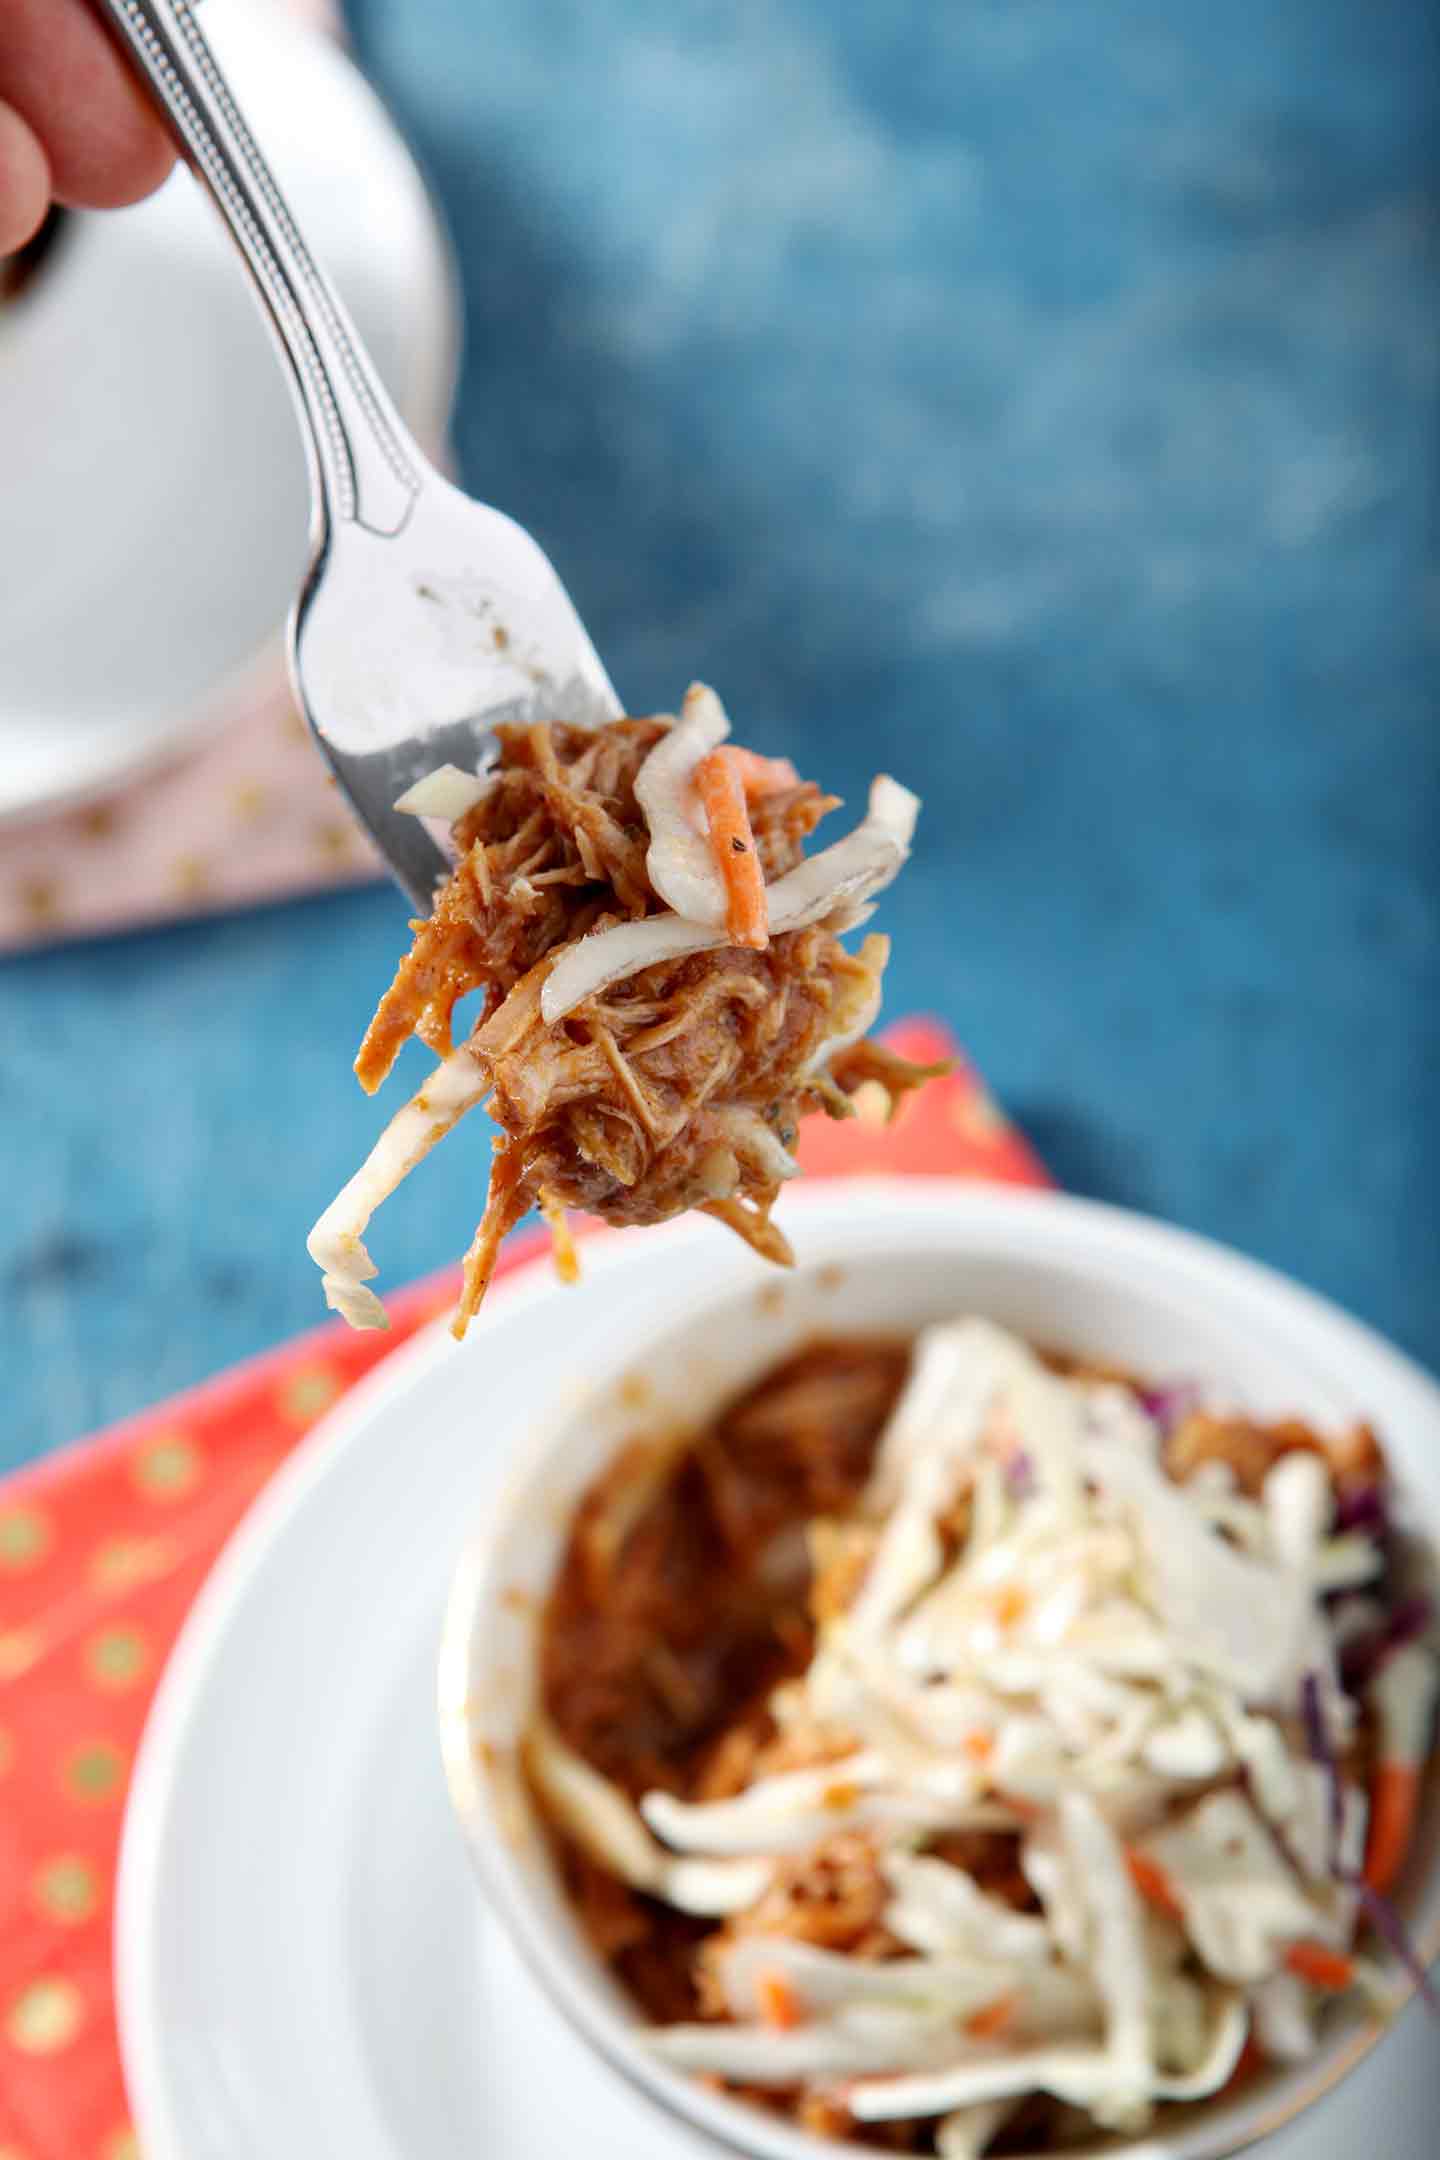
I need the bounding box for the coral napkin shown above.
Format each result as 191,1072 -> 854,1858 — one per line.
0,1023 -> 1047,2159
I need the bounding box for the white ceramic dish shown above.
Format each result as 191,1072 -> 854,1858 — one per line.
114,1183 -> 1440,2159
440,1183 -> 1440,2160
0,0 -> 456,825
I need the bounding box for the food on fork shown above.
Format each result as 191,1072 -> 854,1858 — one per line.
309,686 -> 941,1336
531,1321 -> 1437,2153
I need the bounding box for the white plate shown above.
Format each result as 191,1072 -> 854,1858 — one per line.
0,0 -> 456,826
116,1186 -> 1440,2159
117,1217 -> 738,2160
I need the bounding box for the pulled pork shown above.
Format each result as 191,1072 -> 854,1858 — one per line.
343,715 -> 939,1332
542,1341 -> 914,2025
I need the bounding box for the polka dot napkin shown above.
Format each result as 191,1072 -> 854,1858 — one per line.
0,1022 -> 1047,2157
0,685 -> 384,951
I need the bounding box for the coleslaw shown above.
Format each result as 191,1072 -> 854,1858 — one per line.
533,1320 -> 1437,2152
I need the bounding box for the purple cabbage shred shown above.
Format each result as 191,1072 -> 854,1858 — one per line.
1339,1594 -> 1435,1694
1383,1592 -> 1435,1653
1004,1448 -> 1034,1498
1334,1484 -> 1389,1537
1138,1382 -> 1200,1436
1299,1669 -> 1344,1864
1352,1882 -> 1440,2022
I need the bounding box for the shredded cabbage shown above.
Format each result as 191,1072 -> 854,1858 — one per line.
540,774 -> 918,1025
526,1721 -> 770,1916
392,761 -> 494,820
306,1041 -> 491,1327
633,683 -> 731,925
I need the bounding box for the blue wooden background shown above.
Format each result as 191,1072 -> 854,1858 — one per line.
3,0 -> 1437,1471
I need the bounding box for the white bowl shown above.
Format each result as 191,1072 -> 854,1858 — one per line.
438,1180 -> 1440,2160
0,0 -> 457,825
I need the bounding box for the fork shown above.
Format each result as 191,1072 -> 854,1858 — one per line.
97,0 -> 620,909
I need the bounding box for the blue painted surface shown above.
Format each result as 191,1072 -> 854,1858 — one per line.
3,0 -> 1437,1470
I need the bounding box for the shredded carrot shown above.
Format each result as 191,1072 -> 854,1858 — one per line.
1126,1848 -> 1183,1921
694,748 -> 769,949
756,1968 -> 804,2029
727,746 -> 801,798
991,1584 -> 1028,1630
1364,1760 -> 1421,1895
964,1992 -> 1017,2041
962,1729 -> 996,1765
822,1779 -> 861,1811
1284,1940 -> 1354,1991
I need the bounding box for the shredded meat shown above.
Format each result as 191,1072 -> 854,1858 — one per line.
1162,1412 -> 1359,1498
351,715 -> 933,1333
542,1341 -> 910,1802
356,719 -> 667,1086
540,1339 -> 910,2037
711,1832 -> 901,1964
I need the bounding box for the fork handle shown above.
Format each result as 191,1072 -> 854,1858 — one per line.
96,0 -> 423,537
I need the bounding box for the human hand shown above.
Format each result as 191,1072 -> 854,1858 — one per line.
1,0 -> 176,257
